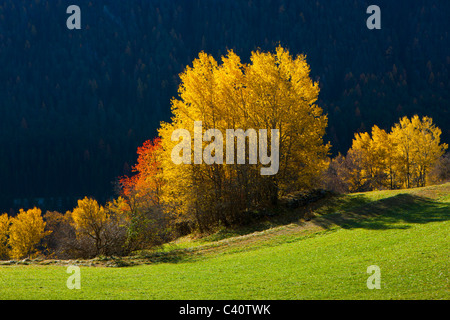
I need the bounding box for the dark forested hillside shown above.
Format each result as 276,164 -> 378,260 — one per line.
0,0 -> 449,213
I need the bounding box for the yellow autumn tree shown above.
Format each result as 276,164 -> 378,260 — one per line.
70,197 -> 108,255
347,125 -> 391,190
370,125 -> 392,187
390,116 -> 416,188
376,128 -> 400,189
410,115 -> 448,186
70,196 -> 136,257
391,115 -> 448,188
0,213 -> 10,259
8,208 -> 49,259
158,46 -> 330,230
347,131 -> 374,190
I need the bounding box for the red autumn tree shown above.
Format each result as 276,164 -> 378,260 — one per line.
119,137 -> 170,249
119,137 -> 163,212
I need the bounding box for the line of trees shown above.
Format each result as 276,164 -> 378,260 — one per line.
0,119 -> 447,260
1,48 -> 448,260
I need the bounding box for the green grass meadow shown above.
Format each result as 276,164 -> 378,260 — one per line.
1,184 -> 449,300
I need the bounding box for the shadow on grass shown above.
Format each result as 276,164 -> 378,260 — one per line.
137,192 -> 449,264
312,194 -> 450,231
129,247 -> 201,265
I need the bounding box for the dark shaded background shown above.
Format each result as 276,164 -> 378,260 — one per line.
0,0 -> 448,213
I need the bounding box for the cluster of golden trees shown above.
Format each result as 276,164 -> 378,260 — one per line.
154,46 -> 330,231
325,115 -> 448,193
0,208 -> 49,260
0,196 -> 169,260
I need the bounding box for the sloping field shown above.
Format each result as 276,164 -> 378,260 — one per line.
0,183 -> 449,300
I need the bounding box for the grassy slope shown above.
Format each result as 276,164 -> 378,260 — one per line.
0,183 -> 449,300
